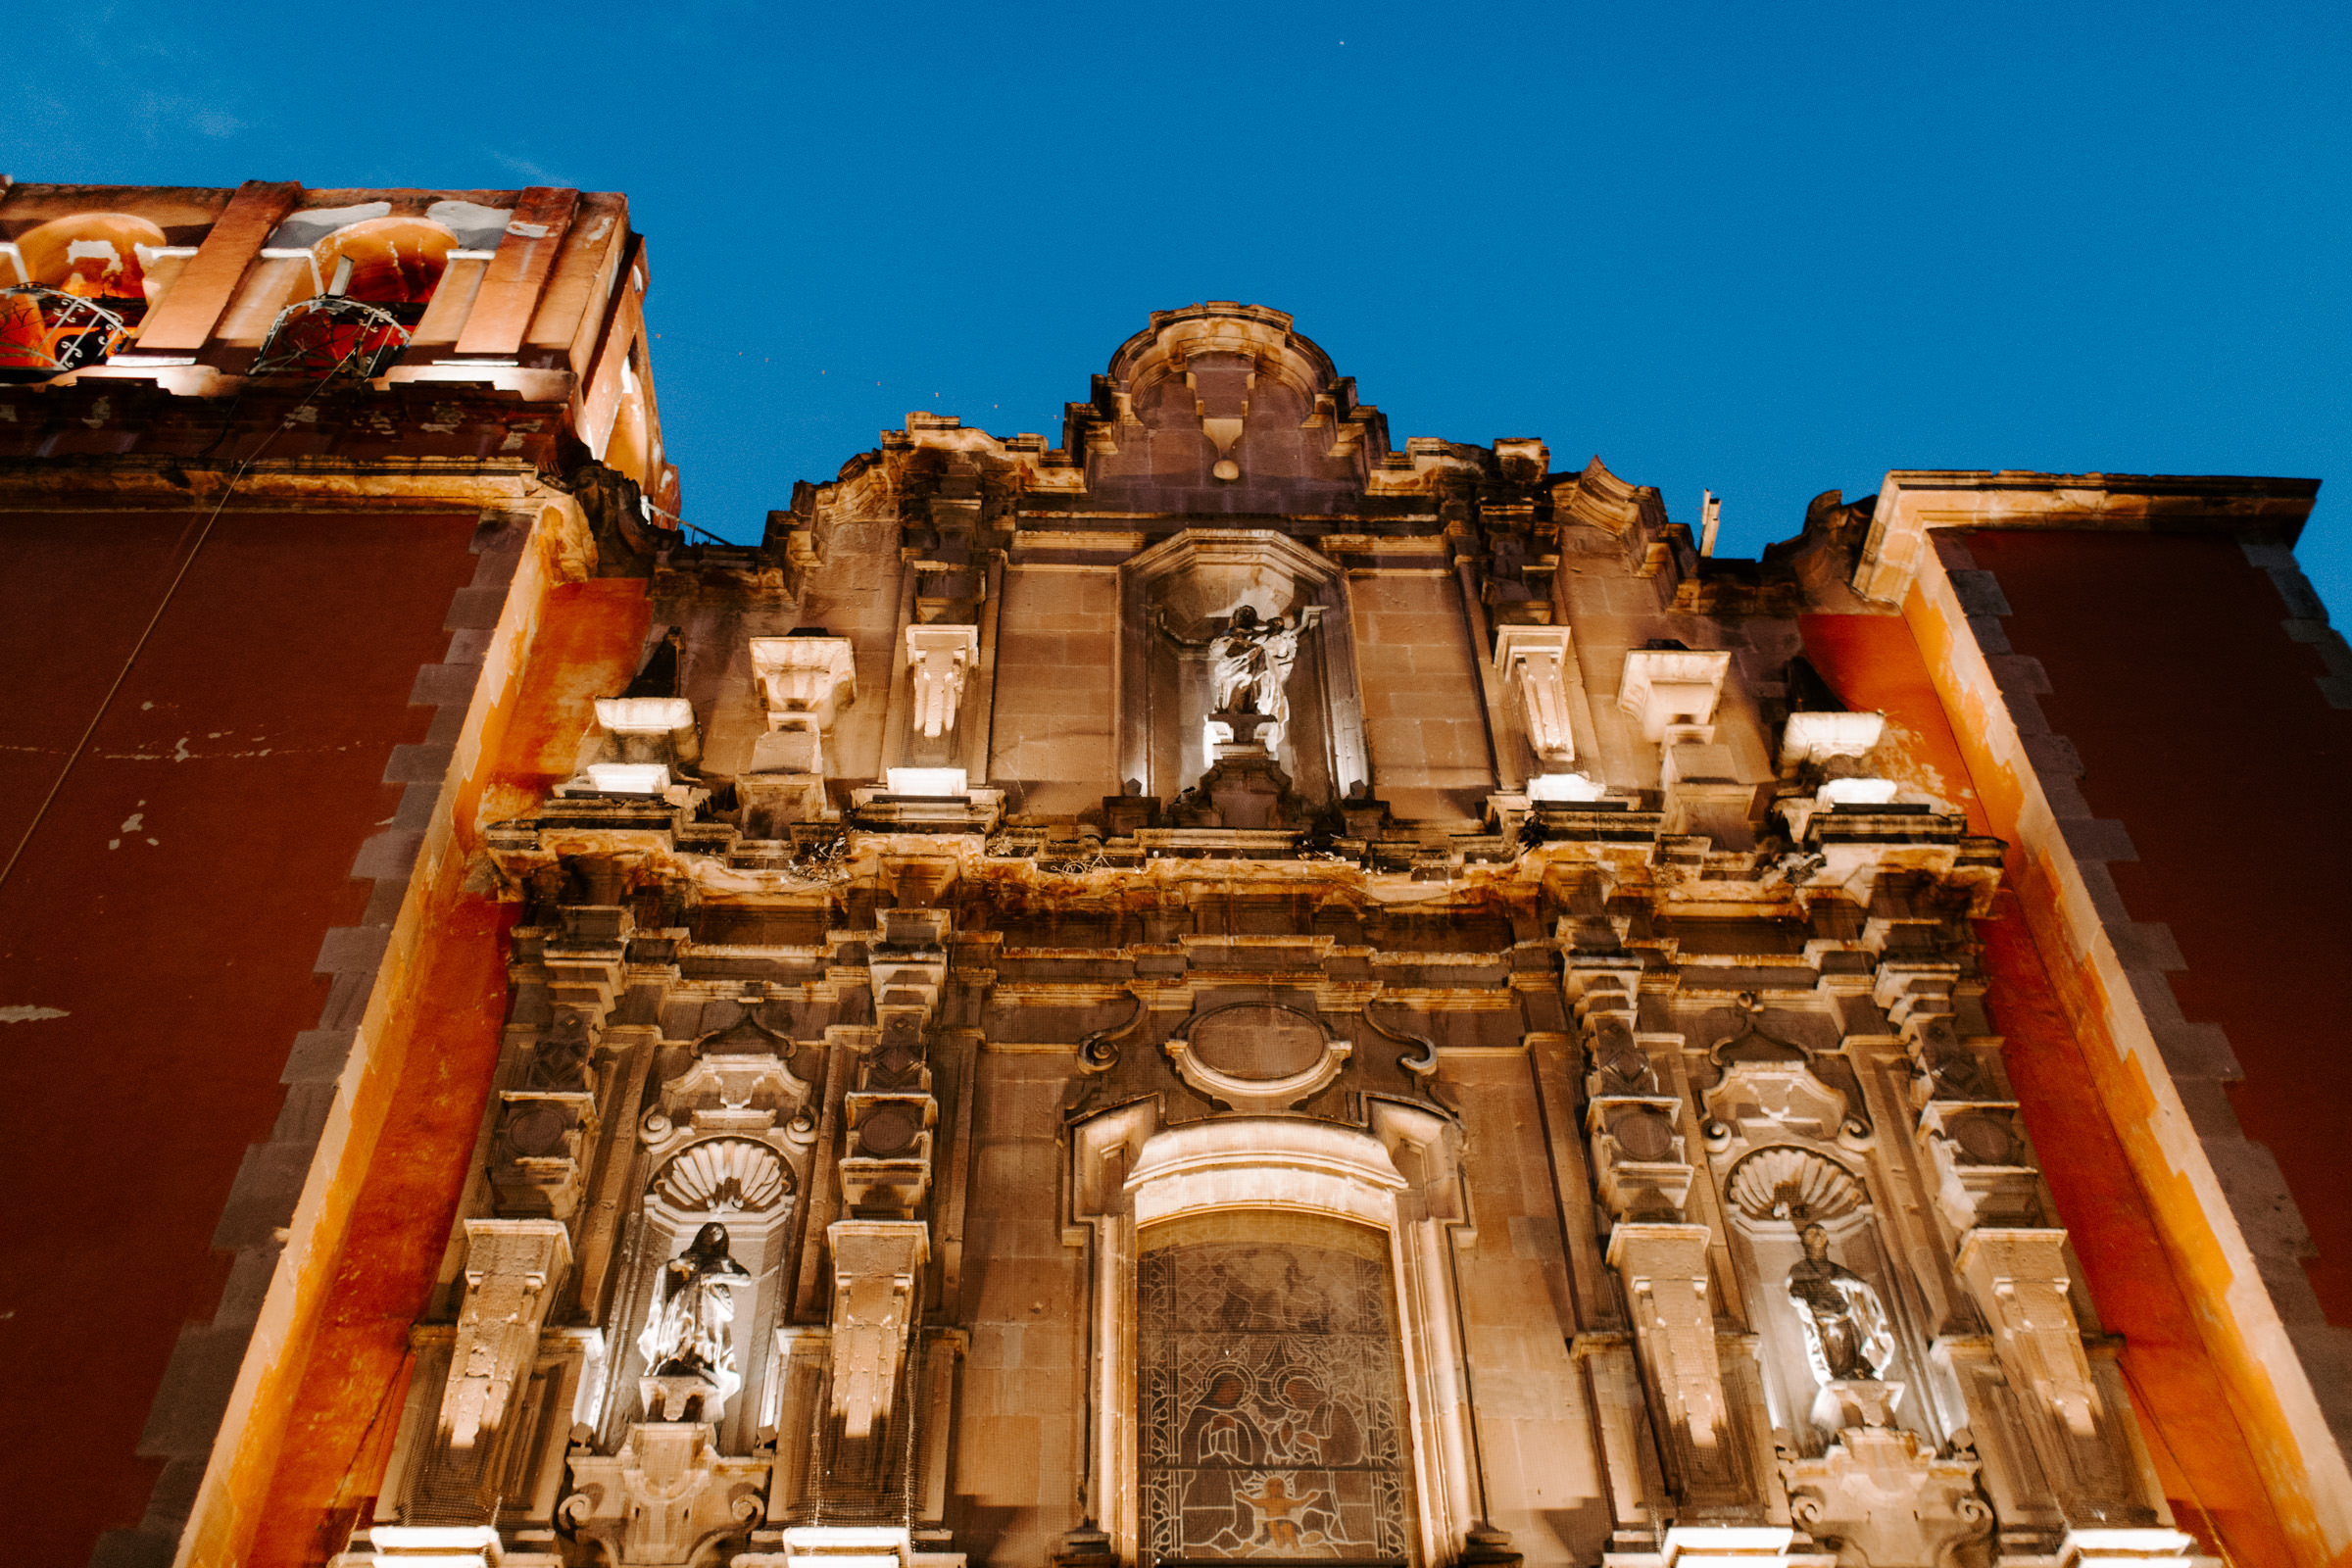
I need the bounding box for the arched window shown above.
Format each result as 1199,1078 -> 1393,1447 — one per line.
1073,1101 -> 1484,1568
0,212 -> 167,380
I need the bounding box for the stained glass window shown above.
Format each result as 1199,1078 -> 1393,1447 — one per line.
1138,1211 -> 1413,1565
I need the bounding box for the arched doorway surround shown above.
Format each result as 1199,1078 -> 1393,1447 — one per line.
1067,1106 -> 1493,1566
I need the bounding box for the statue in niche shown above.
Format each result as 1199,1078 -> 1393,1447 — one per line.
639,1222 -> 753,1408
1785,1223 -> 1895,1386
1156,604 -> 1316,753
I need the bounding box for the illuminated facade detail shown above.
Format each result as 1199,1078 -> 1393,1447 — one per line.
7,225 -> 2350,1568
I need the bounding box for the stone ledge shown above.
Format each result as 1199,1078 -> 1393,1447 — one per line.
2281,1322 -> 2352,1455
2019,731 -> 2084,778
1984,653 -> 2053,695
408,661 -> 484,707
2148,1018 -> 2242,1079
393,780 -> 444,830
135,1322 -> 251,1457
2108,920 -> 2186,973
316,924 -> 392,976
352,828 -> 426,881
442,584 -> 509,629
211,1139 -> 314,1248
2056,816 -> 2138,863
444,627 -> 494,663
468,540 -> 524,589
89,1526 -> 175,1568
280,1027 -> 359,1084
1945,567 -> 2013,617
1966,613 -> 2012,654
383,741 -> 456,784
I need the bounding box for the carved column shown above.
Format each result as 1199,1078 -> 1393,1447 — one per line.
1955,1229 -> 2149,1529
1569,956 -> 1756,1520
821,906 -> 951,1451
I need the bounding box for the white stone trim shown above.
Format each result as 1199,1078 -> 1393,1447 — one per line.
1068,1102 -> 1491,1567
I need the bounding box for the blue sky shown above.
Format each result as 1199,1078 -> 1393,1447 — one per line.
9,1 -> 2348,610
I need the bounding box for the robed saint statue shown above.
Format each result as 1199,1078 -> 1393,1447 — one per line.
1155,603 -> 1315,754
1784,1222 -> 1895,1386
639,1221 -> 753,1407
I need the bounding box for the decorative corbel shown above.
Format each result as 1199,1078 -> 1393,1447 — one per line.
442,1219 -> 571,1453
905,622 -> 980,741
1955,1229 -> 2150,1527
1494,624 -> 1578,765
1617,647 -> 1732,744
747,635 -> 857,776
826,1219 -> 930,1441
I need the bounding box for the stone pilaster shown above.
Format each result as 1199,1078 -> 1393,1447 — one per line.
1606,1224 -> 1753,1514
1955,1229 -> 2152,1529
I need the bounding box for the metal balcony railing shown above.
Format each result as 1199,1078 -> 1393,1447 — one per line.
0,284 -> 138,381
250,294 -> 419,378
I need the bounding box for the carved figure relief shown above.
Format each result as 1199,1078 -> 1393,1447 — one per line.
639,1222 -> 753,1416
1157,603 -> 1314,755
1139,1221 -> 1411,1564
1118,530 -> 1369,807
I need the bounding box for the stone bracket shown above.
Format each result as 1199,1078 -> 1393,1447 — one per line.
827,1219 -> 930,1440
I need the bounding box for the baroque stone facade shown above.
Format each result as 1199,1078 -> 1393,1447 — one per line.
308,304 -> 2297,1568
11,177 -> 2348,1561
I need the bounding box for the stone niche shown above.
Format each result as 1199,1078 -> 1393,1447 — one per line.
1117,528 -> 1369,808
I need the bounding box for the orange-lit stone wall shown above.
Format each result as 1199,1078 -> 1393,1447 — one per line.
1960,530 -> 2352,1330
244,576 -> 650,1568
1807,523 -> 2352,1565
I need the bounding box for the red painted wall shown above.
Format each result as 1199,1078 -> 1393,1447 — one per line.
1963,529 -> 2352,1328
0,508 -> 479,1566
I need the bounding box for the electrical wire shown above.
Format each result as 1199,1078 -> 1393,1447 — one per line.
0,358 -> 355,894
2115,1353 -> 2239,1566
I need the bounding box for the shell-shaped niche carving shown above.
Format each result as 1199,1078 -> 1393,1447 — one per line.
653,1137 -> 791,1213
1726,1145 -> 1865,1225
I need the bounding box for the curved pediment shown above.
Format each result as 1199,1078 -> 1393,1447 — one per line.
1076,302 -> 1390,511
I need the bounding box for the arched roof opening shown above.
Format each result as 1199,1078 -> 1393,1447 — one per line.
312,217 -> 455,308
12,213 -> 169,301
